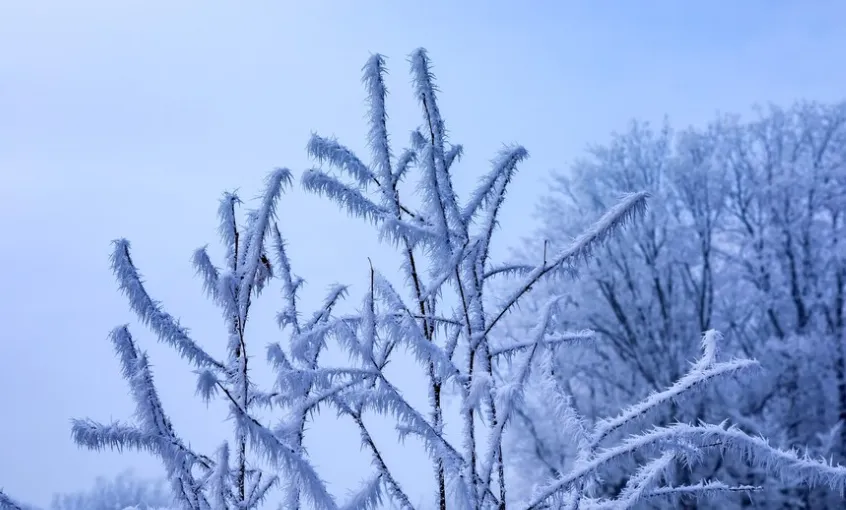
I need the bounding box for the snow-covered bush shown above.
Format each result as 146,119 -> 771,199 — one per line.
2,50 -> 845,510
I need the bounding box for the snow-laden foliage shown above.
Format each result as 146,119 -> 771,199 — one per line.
0,492 -> 37,510
3,53 -> 845,510
508,102 -> 846,508
49,470 -> 170,510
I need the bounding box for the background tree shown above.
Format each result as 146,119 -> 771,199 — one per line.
49,470 -> 170,510
508,100 -> 846,509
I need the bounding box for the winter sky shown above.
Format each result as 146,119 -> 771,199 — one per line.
1,0 -> 845,506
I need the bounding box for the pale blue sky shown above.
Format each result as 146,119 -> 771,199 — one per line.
1,1 -> 844,507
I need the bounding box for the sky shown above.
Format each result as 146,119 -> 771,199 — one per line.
1,0 -> 845,507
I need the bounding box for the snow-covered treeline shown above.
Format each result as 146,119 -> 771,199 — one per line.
506,103 -> 846,508
49,470 -> 170,510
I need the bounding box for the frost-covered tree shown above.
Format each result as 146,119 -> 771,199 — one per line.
508,101 -> 846,508
719,102 -> 846,508
50,470 -> 170,510
3,51 -> 846,510
501,120 -> 732,505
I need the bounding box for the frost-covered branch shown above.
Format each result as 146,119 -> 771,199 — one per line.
110,239 -> 224,371
518,330 -> 846,509
490,330 -> 595,360
487,191 -> 649,337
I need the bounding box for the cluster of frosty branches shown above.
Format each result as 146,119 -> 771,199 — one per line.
3,49 -> 846,510
513,331 -> 846,509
